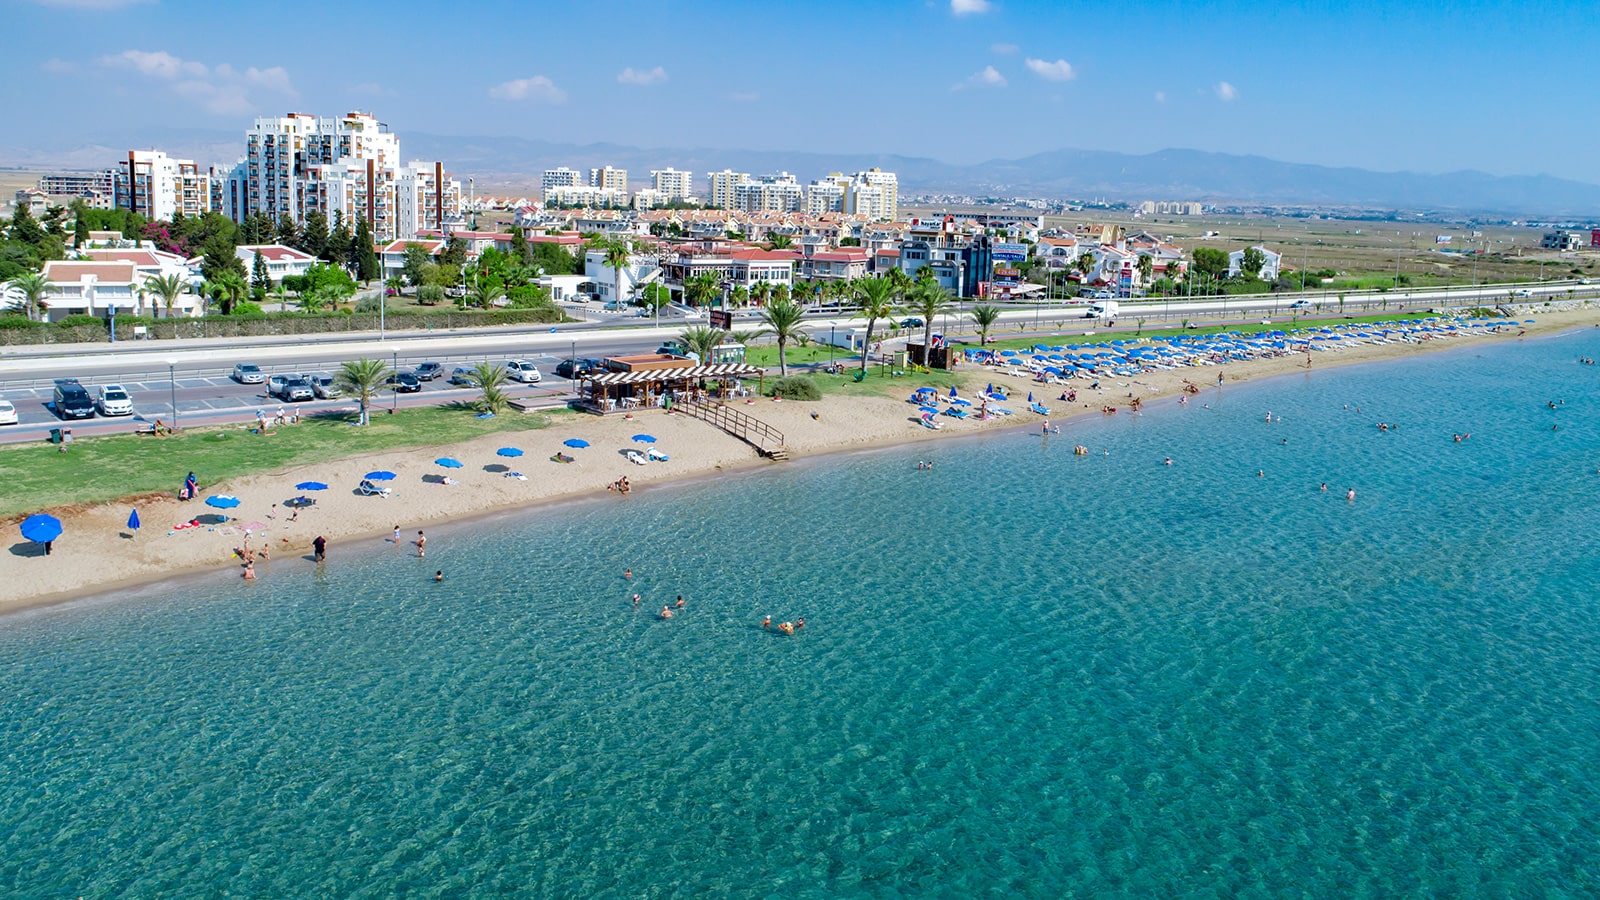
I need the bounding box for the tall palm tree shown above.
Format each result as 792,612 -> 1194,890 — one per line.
883,267 -> 912,298
466,360 -> 510,415
905,281 -> 953,361
603,238 -> 632,309
851,276 -> 898,375
751,281 -> 772,308
337,357 -> 391,426
144,273 -> 186,319
1136,254 -> 1154,287
214,271 -> 248,315
970,303 -> 1002,346
685,271 -> 721,309
1073,252 -> 1095,284
8,271 -> 52,321
678,324 -> 728,365
755,295 -> 806,376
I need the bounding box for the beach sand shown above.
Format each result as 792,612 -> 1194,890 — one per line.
4,308 -> 1595,614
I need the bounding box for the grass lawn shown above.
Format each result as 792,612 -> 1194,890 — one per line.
744,343 -> 862,369
0,406 -> 557,519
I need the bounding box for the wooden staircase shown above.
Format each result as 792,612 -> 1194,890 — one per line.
681,399 -> 788,459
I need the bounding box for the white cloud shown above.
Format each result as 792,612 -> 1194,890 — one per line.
40,58 -> 77,74
490,75 -> 566,103
26,0 -> 154,8
729,91 -> 760,103
990,42 -> 1018,55
1024,58 -> 1074,81
350,82 -> 387,96
954,65 -> 1007,91
1154,91 -> 1166,103
950,0 -> 992,14
1215,81 -> 1237,101
617,66 -> 667,86
100,49 -> 296,115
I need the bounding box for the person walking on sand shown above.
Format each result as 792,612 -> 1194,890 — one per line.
393,524 -> 400,543
313,535 -> 327,562
416,530 -> 426,558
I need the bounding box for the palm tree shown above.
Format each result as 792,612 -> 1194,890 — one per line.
678,324 -> 728,365
766,233 -> 793,251
214,271 -> 248,315
466,360 -> 510,415
905,281 -> 953,359
882,267 -> 912,298
1073,252 -> 1095,284
684,271 -> 721,309
729,285 -> 749,308
751,281 -> 772,308
385,275 -> 405,299
469,282 -> 504,310
603,238 -> 632,310
756,295 -> 806,376
297,286 -> 331,314
970,303 -> 1002,346
337,358 -> 391,426
8,271 -> 52,321
144,273 -> 186,319
851,276 -> 898,375
196,279 -> 227,316
1136,254 -> 1154,288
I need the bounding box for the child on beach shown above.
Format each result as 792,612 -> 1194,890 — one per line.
416,531 -> 426,558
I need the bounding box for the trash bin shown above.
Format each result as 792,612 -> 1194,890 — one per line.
49,428 -> 62,445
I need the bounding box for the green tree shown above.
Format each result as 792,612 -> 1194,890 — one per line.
678,324 -> 728,365
1192,247 -> 1230,280
970,303 -> 1002,346
9,204 -> 45,246
469,281 -> 504,310
214,271 -> 248,315
401,244 -> 432,286
684,271 -> 721,308
638,283 -> 672,324
274,213 -> 299,247
465,361 -> 511,415
1136,253 -> 1155,286
439,235 -> 468,268
509,226 -> 532,265
905,281 -> 953,357
200,233 -> 245,282
326,212 -> 352,267
145,273 -> 187,319
337,357 -> 391,426
7,271 -> 51,321
354,218 -> 380,283
755,295 -> 806,376
1240,246 -> 1266,279
603,238 -> 633,309
300,209 -> 329,259
72,214 -> 89,248
851,276 -> 898,375
1073,252 -> 1095,282
530,240 -> 577,275
251,250 -> 271,296
766,233 -> 793,250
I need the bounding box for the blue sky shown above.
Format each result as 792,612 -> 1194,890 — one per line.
6,0 -> 1590,177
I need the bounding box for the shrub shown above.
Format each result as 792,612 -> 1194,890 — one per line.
0,315 -> 44,330
56,314 -> 103,328
417,285 -> 446,306
231,301 -> 266,318
769,376 -> 821,401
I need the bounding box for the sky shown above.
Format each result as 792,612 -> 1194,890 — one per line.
4,0 -> 1593,178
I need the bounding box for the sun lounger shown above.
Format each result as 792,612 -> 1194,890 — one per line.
358,479 -> 392,497
626,450 -> 650,465
646,448 -> 669,462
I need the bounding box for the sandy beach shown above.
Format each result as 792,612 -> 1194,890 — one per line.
5,308 -> 1596,614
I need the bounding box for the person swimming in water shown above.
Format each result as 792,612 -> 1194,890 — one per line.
660,606 -> 674,620
762,615 -> 771,629
674,595 -> 685,609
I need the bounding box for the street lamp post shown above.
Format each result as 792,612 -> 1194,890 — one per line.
570,339 -> 577,398
166,360 -> 178,431
391,350 -> 398,412
828,324 -> 836,369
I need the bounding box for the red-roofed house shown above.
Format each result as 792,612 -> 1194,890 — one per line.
380,239 -> 444,281
39,260 -> 140,320
235,244 -> 319,281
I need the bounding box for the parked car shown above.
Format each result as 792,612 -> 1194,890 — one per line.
268,374 -> 314,402
448,366 -> 477,386
0,398 -> 17,426
96,384 -> 134,416
503,360 -> 542,383
571,292 -> 593,304
386,372 -> 422,393
52,379 -> 96,419
413,361 -> 445,381
308,373 -> 342,399
555,357 -> 603,379
232,363 -> 264,384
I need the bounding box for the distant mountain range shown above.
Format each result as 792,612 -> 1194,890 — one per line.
5,129 -> 1598,217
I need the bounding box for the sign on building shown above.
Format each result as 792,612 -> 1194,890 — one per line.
709,310 -> 733,329
993,243 -> 1029,262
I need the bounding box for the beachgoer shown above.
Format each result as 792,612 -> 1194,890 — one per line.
632,593 -> 640,606
674,595 -> 685,609
242,561 -> 255,580
1257,470 -> 1264,478
1347,488 -> 1356,501
313,535 -> 327,562
624,568 -> 632,579
44,540 -> 52,556
796,617 -> 805,630
778,621 -> 795,635
1041,420 -> 1051,434
1164,457 -> 1173,466
289,507 -> 299,522
258,545 -> 270,561
660,606 -> 674,620
1320,483 -> 1328,491
393,525 -> 400,543
762,615 -> 771,629
268,503 -> 278,520
434,570 -> 444,582
417,530 -> 426,558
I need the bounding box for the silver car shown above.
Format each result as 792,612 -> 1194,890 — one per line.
233,363 -> 265,384
308,373 -> 342,399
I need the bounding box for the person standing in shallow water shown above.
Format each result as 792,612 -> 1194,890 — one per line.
313,535 -> 327,562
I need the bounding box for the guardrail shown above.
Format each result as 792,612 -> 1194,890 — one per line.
680,398 -> 785,456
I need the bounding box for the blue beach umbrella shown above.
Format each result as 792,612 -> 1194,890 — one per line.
127,509 -> 141,532
435,457 -> 464,469
294,481 -> 329,491
21,514 -> 63,543
563,438 -> 590,449
205,495 -> 241,509
496,447 -> 524,458
631,434 -> 657,444
364,471 -> 397,481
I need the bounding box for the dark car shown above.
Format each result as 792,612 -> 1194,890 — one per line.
413,362 -> 445,381
554,357 -> 603,379
386,372 -> 422,393
900,317 -> 924,328
52,378 -> 96,420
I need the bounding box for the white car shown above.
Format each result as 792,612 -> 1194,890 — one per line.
503,360 -> 542,383
0,399 -> 17,426
233,363 -> 265,384
96,384 -> 134,416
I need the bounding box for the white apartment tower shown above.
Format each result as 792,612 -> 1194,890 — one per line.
589,166 -> 628,192
114,150 -> 212,220
705,169 -> 749,210
733,172 -> 803,212
542,167 -> 582,202
850,168 -> 898,220
650,168 -> 693,200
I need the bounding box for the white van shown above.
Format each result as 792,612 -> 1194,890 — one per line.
1085,300 -> 1120,319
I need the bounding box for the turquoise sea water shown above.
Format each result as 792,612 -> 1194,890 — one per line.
4,331 -> 1600,898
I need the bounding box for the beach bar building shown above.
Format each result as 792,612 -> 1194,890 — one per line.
576,354 -> 765,414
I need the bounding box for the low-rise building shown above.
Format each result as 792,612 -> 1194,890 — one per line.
38,260 -> 140,321
236,244 -> 319,282
1541,230 -> 1583,251
1227,245 -> 1282,281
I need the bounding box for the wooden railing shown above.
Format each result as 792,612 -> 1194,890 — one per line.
681,399 -> 786,456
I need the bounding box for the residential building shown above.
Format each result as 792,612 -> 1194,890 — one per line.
545,185 -> 629,208
805,176 -> 847,215
114,150 -> 212,220
395,161 -> 465,237
13,189 -> 48,216
705,169 -> 749,210
1138,200 -> 1205,215
38,260 -> 140,321
236,244 -> 319,282
38,171 -> 113,197
583,247 -> 663,304
1541,230 -> 1583,251
849,168 -> 898,220
733,173 -> 802,213
1227,245 -> 1283,281
542,167 -> 582,202
589,166 -> 628,193
650,168 -> 693,200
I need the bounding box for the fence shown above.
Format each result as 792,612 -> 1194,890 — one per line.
680,398 -> 785,456
0,308 -> 565,346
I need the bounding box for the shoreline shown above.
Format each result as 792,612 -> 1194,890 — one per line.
5,309 -> 1597,617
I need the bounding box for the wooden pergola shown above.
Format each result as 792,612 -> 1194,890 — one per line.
577,363 -> 766,414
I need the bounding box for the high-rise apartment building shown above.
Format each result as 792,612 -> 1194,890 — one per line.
542,167 -> 582,203
589,166 -> 628,192
850,168 -> 898,220
650,168 -> 693,200
114,150 -> 212,220
705,170 -> 749,210
733,173 -> 803,212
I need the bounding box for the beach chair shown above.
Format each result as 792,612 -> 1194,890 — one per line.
358,479 -> 392,497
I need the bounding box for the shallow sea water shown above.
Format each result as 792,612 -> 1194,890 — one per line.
3,330 -> 1600,898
